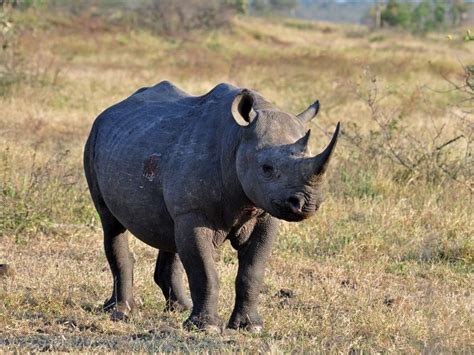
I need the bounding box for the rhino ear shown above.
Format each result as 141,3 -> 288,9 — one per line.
297,100 -> 320,123
232,89 -> 257,127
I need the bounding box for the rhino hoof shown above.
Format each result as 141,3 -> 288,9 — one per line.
106,300 -> 136,321
228,322 -> 263,333
164,299 -> 192,313
110,310 -> 130,322
228,313 -> 263,332
183,314 -> 222,333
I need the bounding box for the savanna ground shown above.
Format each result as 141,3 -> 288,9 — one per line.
0,8 -> 473,353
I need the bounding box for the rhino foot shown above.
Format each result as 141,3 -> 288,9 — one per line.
110,309 -> 130,322
164,299 -> 192,313
183,313 -> 222,333
103,298 -> 137,322
228,312 -> 263,333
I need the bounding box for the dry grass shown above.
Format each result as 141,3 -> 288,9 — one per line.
1,10 -> 473,352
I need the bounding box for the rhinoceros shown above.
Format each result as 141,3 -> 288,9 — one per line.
84,81 -> 340,332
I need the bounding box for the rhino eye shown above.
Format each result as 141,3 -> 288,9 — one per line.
261,164 -> 274,177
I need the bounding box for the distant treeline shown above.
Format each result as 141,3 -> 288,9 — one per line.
1,0 -> 248,34
293,1 -> 472,29
376,0 -> 470,33
1,0 -> 472,34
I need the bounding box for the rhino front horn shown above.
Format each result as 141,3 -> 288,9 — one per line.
312,122 -> 341,175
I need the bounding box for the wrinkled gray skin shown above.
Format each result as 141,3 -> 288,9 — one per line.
84,81 -> 340,332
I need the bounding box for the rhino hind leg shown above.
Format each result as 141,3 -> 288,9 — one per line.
99,209 -> 137,321
84,136 -> 136,321
154,251 -> 192,312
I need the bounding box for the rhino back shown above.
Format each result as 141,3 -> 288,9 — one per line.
90,81 -> 239,249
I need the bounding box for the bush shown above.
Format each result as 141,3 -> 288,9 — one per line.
0,148 -> 96,237
343,67 -> 473,190
141,0 -> 239,35
411,0 -> 446,33
381,0 -> 411,28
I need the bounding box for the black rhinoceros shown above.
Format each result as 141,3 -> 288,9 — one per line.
84,81 -> 340,332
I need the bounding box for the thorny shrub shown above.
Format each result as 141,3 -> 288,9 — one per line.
138,0 -> 239,36
0,7 -> 62,96
0,148 -> 95,238
343,67 -> 472,191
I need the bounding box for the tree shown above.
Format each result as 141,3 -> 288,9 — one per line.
412,0 -> 446,33
374,0 -> 384,28
449,0 -> 468,26
381,0 -> 411,28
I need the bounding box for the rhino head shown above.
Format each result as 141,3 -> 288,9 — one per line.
232,90 -> 340,222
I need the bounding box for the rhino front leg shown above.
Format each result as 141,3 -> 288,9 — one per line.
174,213 -> 221,332
228,214 -> 278,332
154,250 -> 192,312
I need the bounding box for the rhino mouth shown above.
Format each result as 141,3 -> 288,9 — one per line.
270,198 -> 317,222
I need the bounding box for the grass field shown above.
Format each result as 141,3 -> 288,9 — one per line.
1,8 -> 473,352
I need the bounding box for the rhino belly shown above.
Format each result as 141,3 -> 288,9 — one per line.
119,209 -> 176,251
102,184 -> 177,251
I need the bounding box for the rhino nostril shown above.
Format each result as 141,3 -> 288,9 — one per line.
287,196 -> 303,212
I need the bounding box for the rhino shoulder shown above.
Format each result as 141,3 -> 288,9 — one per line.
132,80 -> 190,103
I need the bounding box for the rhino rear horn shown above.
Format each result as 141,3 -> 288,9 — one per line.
232,90 -> 257,127
291,129 -> 311,154
297,100 -> 320,123
312,122 -> 340,175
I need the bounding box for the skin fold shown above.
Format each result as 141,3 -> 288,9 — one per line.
83,81 -> 339,332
